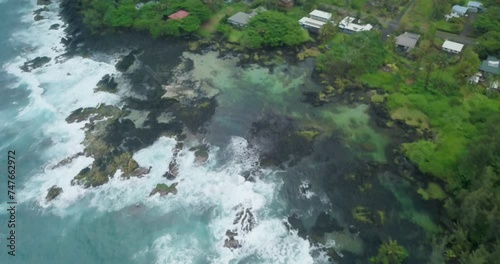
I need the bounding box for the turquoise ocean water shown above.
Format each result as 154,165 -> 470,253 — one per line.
0,1 -> 322,263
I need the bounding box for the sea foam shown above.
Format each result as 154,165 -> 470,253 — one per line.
0,1 -> 318,263
1,1 -> 120,212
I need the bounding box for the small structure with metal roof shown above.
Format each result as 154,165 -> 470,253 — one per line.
467,1 -> 483,12
479,56 -> 500,75
451,5 -> 468,16
227,8 -> 266,27
168,10 -> 189,20
299,9 -> 333,32
228,12 -> 252,27
338,16 -> 373,33
442,40 -> 464,54
395,32 -> 420,51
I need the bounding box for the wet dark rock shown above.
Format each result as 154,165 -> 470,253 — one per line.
301,92 -> 328,107
60,37 -> 70,45
115,51 -> 136,72
72,152 -> 140,187
95,74 -> 118,93
124,166 -> 151,179
348,225 -> 358,234
50,152 -> 84,170
66,105 -> 122,123
299,181 -> 312,196
163,160 -> 179,180
37,0 -> 51,5
394,155 -> 416,177
163,142 -> 183,180
34,14 -> 44,22
311,211 -> 344,237
34,7 -> 49,15
49,23 -> 60,30
233,208 -> 256,232
224,231 -> 241,250
46,185 -> 63,202
149,183 -> 178,197
189,144 -> 209,164
240,168 -> 260,182
286,214 -> 307,239
20,56 -> 51,72
177,99 -> 217,133
248,114 -> 320,167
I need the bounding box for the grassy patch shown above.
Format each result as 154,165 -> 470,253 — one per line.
319,0 -> 347,8
433,20 -> 464,34
400,0 -> 434,32
390,107 -> 430,131
228,29 -> 244,43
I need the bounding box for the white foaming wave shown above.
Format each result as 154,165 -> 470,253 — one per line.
153,234 -> 206,264
15,155 -> 92,214
214,219 -> 314,264
85,136 -> 176,212
120,137 -> 312,264
2,4 -> 316,263
2,1 -> 121,211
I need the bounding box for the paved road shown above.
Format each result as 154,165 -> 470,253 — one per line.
436,30 -> 477,45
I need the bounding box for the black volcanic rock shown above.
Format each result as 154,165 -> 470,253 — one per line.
20,56 -> 51,72
37,0 -> 51,5
49,23 -> 60,30
115,52 -> 136,72
46,185 -> 63,201
95,74 -> 118,93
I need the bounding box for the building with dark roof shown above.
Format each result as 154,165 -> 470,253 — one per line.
395,32 -> 420,51
479,56 -> 500,75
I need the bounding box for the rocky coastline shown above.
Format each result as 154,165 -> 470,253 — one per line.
37,1 -> 442,262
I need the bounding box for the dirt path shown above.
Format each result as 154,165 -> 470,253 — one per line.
460,12 -> 477,37
380,0 -> 417,39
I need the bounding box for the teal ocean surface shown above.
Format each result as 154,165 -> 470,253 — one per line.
0,1 -> 320,263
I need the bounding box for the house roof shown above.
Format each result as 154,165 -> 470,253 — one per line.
479,56 -> 500,75
309,10 -> 332,20
395,32 -> 420,49
338,16 -> 373,32
299,17 -> 327,29
467,1 -> 482,8
452,5 -> 468,14
442,40 -> 464,52
228,12 -> 251,25
168,10 -> 189,20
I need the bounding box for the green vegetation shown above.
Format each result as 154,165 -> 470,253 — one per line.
240,11 -> 310,49
317,31 -> 386,78
433,18 -> 464,34
473,7 -> 500,36
81,0 -> 211,37
417,182 -> 446,200
400,0 -> 433,31
370,239 -> 409,264
473,7 -> 500,57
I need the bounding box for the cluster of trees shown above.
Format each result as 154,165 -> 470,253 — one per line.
473,6 -> 500,58
239,11 -> 309,49
441,116 -> 500,263
316,31 -> 386,78
81,0 -> 211,37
